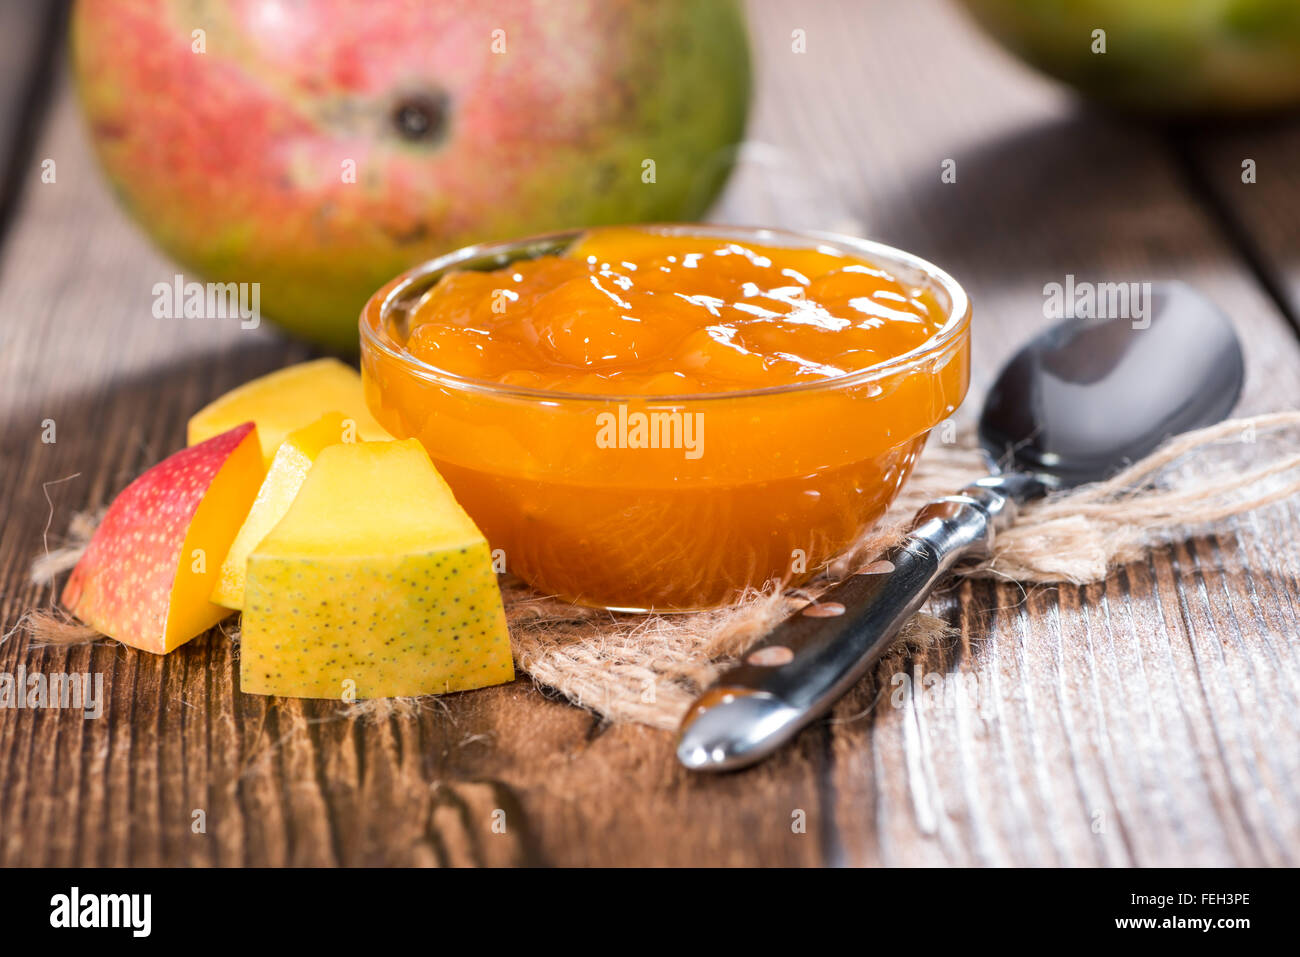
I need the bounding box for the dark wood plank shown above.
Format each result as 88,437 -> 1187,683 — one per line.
1176,117 -> 1300,337
0,1 -> 66,248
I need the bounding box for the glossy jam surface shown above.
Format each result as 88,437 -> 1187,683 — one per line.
362,228 -> 970,611
401,227 -> 943,395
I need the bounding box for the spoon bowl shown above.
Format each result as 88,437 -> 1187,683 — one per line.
979,281 -> 1244,486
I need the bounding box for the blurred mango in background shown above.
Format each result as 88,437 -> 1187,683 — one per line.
72,0 -> 751,350
958,0 -> 1300,114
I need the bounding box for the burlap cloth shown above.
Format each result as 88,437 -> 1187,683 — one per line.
24,411 -> 1300,730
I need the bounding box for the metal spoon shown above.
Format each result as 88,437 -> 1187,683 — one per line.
677,281 -> 1244,771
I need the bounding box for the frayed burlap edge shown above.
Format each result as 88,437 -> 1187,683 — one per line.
23,411 -> 1300,730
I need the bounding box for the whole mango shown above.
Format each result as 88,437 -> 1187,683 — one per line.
958,0 -> 1300,114
72,0 -> 751,350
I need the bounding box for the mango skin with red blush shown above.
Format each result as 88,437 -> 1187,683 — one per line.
62,423 -> 264,653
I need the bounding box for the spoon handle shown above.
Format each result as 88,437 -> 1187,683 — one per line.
676,472 -> 1047,772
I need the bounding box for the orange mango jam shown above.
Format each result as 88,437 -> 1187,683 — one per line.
404,228 -> 941,394
361,227 -> 970,611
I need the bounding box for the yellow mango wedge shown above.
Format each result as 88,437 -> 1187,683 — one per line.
240,440 -> 514,699
211,412 -> 360,611
187,358 -> 391,466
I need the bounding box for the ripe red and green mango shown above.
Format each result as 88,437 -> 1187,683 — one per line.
959,0 -> 1300,113
70,0 -> 752,350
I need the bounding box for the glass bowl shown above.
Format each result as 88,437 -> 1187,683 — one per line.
360,225 -> 971,611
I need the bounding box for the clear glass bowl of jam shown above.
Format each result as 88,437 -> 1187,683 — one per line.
360,225 -> 971,611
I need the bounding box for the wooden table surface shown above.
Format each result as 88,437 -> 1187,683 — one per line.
3,0 -> 1299,867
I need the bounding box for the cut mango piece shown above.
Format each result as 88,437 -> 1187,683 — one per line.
62,423 -> 264,653
240,439 -> 514,699
212,412 -> 359,611
187,358 -> 392,466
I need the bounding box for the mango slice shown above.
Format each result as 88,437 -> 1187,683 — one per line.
211,412 -> 359,611
62,423 -> 264,653
187,358 -> 392,466
240,439 -> 514,699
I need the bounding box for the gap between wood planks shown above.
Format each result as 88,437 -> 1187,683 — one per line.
1164,126 -> 1300,343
